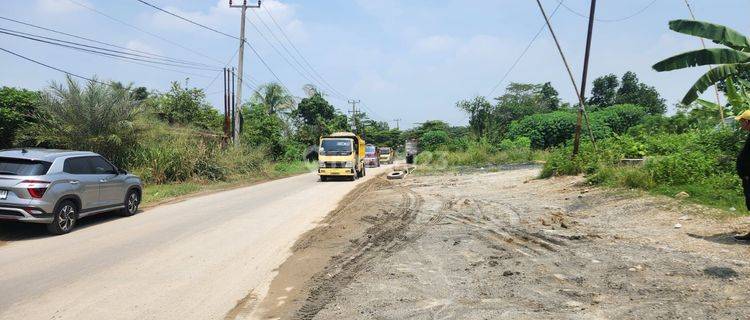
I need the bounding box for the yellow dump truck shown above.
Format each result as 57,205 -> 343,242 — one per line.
318,132 -> 366,181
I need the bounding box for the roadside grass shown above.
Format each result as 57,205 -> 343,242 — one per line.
584,165 -> 747,215
142,161 -> 315,207
413,148 -> 548,175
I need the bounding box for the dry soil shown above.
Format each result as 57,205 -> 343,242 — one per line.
254,166 -> 750,320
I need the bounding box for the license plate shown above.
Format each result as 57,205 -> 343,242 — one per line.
0,190 -> 7,200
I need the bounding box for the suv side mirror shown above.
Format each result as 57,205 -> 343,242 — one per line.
117,168 -> 127,175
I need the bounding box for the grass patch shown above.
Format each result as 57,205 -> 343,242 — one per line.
141,161 -> 313,206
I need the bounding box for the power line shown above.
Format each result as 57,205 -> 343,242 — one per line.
0,28 -> 221,72
0,47 -> 107,85
250,10 -> 347,101
558,0 -> 657,22
244,15 -> 318,87
243,41 -> 294,95
262,6 -> 349,99
134,0 -> 239,40
67,0 -> 223,64
0,15 -> 215,68
485,1 -> 564,98
203,45 -> 241,91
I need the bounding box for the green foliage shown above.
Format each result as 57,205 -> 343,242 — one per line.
251,82 -> 294,114
19,76 -> 142,166
419,130 -> 450,151
0,86 -> 39,149
654,19 -> 750,105
542,126 -> 748,211
148,81 -> 220,130
242,103 -> 286,160
506,111 -> 611,149
588,74 -> 619,109
589,104 -> 647,134
588,72 -> 666,114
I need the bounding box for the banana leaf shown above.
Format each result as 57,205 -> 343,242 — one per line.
653,48 -> 750,71
669,20 -> 750,52
681,64 -> 750,104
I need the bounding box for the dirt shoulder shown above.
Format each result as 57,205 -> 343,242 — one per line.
254,167 -> 750,319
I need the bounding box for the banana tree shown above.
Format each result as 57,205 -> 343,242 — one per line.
652,20 -> 750,109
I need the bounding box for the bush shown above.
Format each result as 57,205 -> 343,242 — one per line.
19,76 -> 142,166
419,130 -> 450,151
590,104 -> 647,134
507,111 -> 611,149
645,151 -> 719,185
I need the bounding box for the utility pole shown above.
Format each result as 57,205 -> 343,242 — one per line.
348,99 -> 360,134
231,67 -> 236,137
534,0 -> 597,153
223,68 -> 230,141
393,118 -> 401,130
229,0 -> 262,143
572,0 -> 596,156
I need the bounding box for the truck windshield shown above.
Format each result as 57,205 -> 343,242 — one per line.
0,157 -> 52,176
365,145 -> 376,153
379,148 -> 391,154
321,139 -> 353,156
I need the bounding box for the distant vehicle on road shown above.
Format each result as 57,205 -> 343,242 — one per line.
364,144 -> 380,168
0,149 -> 142,235
318,132 -> 366,181
379,146 -> 395,164
405,139 -> 419,164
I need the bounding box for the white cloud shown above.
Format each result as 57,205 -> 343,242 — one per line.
35,0 -> 90,15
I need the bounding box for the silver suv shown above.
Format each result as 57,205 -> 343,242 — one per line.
0,149 -> 142,235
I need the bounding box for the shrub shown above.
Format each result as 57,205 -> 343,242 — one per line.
419,130 -> 450,151
20,76 -> 142,166
0,87 -> 39,149
590,104 -> 647,134
507,111 -> 611,149
645,151 -> 719,185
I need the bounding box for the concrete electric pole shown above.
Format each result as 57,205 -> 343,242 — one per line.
348,99 -> 361,134
229,0 -> 261,143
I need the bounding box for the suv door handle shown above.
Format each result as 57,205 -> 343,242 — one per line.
70,180 -> 79,185
99,179 -> 108,183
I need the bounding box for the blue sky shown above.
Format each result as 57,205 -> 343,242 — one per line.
2,0 -> 749,129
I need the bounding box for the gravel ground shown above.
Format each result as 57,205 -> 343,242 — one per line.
255,167 -> 750,320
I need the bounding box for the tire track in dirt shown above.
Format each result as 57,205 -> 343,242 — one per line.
294,183 -> 422,319
251,176 -> 423,320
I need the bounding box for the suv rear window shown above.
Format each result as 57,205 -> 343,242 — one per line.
0,157 -> 52,176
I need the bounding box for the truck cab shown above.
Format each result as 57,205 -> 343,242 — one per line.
379,147 -> 394,164
318,132 -> 366,181
364,144 -> 380,168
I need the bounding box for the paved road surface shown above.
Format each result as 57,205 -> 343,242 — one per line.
0,166 -> 390,320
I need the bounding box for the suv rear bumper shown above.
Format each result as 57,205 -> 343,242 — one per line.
0,206 -> 53,224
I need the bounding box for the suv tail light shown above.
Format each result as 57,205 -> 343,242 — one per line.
20,180 -> 50,199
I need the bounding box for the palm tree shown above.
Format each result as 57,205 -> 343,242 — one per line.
653,20 -> 750,106
251,82 -> 294,114
26,75 -> 142,165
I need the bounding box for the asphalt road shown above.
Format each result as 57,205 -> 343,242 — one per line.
0,165 -> 390,320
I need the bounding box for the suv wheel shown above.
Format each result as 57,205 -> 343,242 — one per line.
120,189 -> 141,217
47,201 -> 77,235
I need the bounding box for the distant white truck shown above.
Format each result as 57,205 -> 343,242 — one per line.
405,139 -> 418,164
